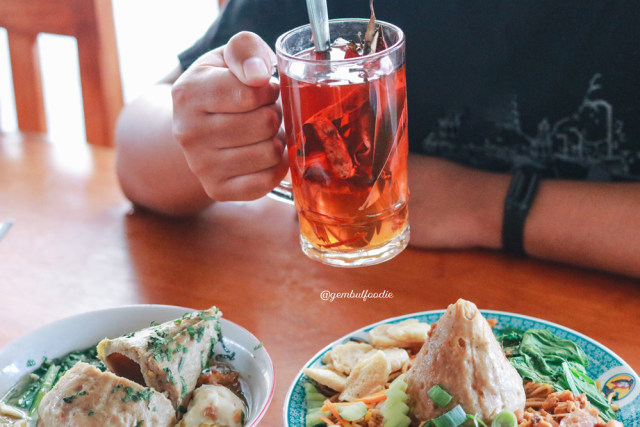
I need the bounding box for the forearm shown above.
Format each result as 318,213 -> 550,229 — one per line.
525,180 -> 640,278
115,83 -> 213,216
407,155 -> 508,250
407,155 -> 640,278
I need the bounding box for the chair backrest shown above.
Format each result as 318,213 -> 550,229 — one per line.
0,0 -> 123,147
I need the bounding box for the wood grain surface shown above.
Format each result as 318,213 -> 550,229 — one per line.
1,132 -> 638,426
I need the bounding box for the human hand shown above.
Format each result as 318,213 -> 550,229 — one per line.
171,31 -> 288,202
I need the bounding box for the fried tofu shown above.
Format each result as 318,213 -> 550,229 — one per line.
339,350 -> 390,401
369,319 -> 430,348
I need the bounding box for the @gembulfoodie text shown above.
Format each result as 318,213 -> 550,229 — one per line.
320,290 -> 394,302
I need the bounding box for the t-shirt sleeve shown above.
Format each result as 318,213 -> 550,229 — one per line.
177,18 -> 223,71
177,0 -> 310,71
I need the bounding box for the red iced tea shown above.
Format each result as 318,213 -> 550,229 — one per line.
280,44 -> 409,253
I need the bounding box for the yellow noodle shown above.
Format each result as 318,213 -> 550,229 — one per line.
524,382 -> 555,399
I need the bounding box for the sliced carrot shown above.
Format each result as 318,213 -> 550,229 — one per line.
321,399 -> 355,427
323,399 -> 344,420
324,391 -> 387,407
353,391 -> 387,405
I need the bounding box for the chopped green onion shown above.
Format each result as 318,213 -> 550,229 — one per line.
466,414 -> 489,427
491,410 -> 517,427
29,364 -> 60,416
430,404 -> 467,427
427,385 -> 453,408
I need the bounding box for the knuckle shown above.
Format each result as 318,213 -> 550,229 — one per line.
233,85 -> 260,110
207,189 -> 227,202
264,138 -> 284,165
243,184 -> 270,201
249,112 -> 271,139
261,106 -> 282,134
170,79 -> 190,104
200,176 -> 227,201
207,185 -> 235,202
246,106 -> 281,141
232,82 -> 277,112
171,119 -> 198,147
171,121 -> 189,144
185,155 -> 206,177
203,186 -> 221,201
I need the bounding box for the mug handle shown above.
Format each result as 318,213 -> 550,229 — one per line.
268,181 -> 295,205
266,69 -> 295,205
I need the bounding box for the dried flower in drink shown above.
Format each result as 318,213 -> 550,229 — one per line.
362,0 -> 388,56
338,0 -> 388,58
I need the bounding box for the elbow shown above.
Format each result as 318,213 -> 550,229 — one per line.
115,156 -> 213,217
114,119 -> 213,217
112,84 -> 214,216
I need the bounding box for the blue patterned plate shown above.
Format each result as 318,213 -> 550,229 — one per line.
284,310 -> 639,426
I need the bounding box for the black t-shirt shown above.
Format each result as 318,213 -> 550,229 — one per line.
179,0 -> 640,181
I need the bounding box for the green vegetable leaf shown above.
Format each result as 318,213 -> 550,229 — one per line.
495,328 -> 616,422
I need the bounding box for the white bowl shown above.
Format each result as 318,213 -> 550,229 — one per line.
0,304 -> 275,426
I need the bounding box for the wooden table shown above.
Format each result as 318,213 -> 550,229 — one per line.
1,132 -> 638,426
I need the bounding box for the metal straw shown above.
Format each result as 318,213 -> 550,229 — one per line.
0,220 -> 13,242
306,0 -> 330,52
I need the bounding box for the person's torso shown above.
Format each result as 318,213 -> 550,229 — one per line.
210,0 -> 640,180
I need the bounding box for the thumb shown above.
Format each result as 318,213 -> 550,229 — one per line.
223,31 -> 277,87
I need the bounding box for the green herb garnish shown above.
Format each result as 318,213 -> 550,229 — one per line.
62,390 -> 86,404
163,368 -> 177,386
180,376 -> 188,399
120,386 -> 154,403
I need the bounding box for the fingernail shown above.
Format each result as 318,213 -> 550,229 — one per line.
243,57 -> 269,80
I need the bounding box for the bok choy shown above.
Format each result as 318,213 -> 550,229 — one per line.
495,327 -> 615,422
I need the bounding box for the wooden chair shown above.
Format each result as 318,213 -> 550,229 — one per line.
0,0 -> 123,147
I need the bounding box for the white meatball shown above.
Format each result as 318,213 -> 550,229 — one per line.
176,384 -> 247,427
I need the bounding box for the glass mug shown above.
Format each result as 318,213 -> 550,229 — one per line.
271,18 -> 410,267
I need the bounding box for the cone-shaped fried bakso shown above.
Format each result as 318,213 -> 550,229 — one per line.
405,299 -> 525,422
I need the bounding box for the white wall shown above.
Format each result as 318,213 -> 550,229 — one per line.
0,0 -> 219,147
